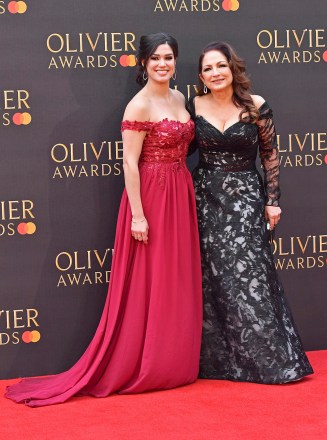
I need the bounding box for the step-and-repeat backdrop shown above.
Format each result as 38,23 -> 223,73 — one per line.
1,0 -> 326,379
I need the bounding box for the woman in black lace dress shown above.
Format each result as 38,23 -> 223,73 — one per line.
187,41 -> 313,384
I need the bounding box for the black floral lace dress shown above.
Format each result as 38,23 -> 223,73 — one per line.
187,98 -> 313,384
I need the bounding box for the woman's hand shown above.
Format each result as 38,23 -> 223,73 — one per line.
131,217 -> 149,244
265,206 -> 281,230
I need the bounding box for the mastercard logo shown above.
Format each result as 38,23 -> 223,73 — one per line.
222,0 -> 240,12
17,222 -> 36,235
323,51 -> 327,62
22,330 -> 41,343
8,1 -> 27,13
12,112 -> 32,125
119,54 -> 136,67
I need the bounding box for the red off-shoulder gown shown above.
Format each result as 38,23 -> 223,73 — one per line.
5,119 -> 202,407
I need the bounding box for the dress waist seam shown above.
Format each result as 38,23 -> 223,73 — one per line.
197,161 -> 256,172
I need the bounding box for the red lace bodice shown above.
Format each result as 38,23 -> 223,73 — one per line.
121,119 -> 194,164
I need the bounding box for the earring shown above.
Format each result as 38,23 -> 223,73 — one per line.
172,70 -> 177,80
203,83 -> 207,94
143,71 -> 148,81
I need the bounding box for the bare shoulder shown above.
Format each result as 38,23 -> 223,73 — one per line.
171,88 -> 186,104
123,93 -> 150,122
193,94 -> 208,112
251,94 -> 266,110
194,94 -> 210,104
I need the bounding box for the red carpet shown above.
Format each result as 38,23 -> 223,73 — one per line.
1,351 -> 326,440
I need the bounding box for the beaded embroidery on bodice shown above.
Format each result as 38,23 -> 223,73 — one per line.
121,119 -> 194,164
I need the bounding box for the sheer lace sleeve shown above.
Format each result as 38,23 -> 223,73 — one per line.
186,98 -> 198,156
121,120 -> 152,132
256,103 -> 281,206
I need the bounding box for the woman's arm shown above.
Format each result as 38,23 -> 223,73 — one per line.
253,95 -> 282,230
122,99 -> 150,243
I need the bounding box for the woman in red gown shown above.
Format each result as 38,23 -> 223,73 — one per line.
5,33 -> 202,407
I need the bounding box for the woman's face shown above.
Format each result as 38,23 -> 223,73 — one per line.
144,44 -> 176,83
200,50 -> 233,93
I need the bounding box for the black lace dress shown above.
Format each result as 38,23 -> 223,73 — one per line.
187,98 -> 313,384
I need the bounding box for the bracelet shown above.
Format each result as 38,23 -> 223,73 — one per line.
132,216 -> 146,224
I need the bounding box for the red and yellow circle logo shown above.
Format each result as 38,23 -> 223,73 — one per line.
8,1 -> 27,14
12,112 -> 32,125
222,0 -> 240,11
17,222 -> 36,235
22,330 -> 41,343
119,55 -> 136,67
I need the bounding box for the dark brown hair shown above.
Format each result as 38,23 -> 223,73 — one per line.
198,41 -> 259,122
136,33 -> 178,87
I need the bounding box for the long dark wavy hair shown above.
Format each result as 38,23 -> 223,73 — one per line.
136,32 -> 178,87
198,41 -> 259,123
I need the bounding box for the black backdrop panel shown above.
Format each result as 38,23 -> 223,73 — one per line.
0,0 -> 326,378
